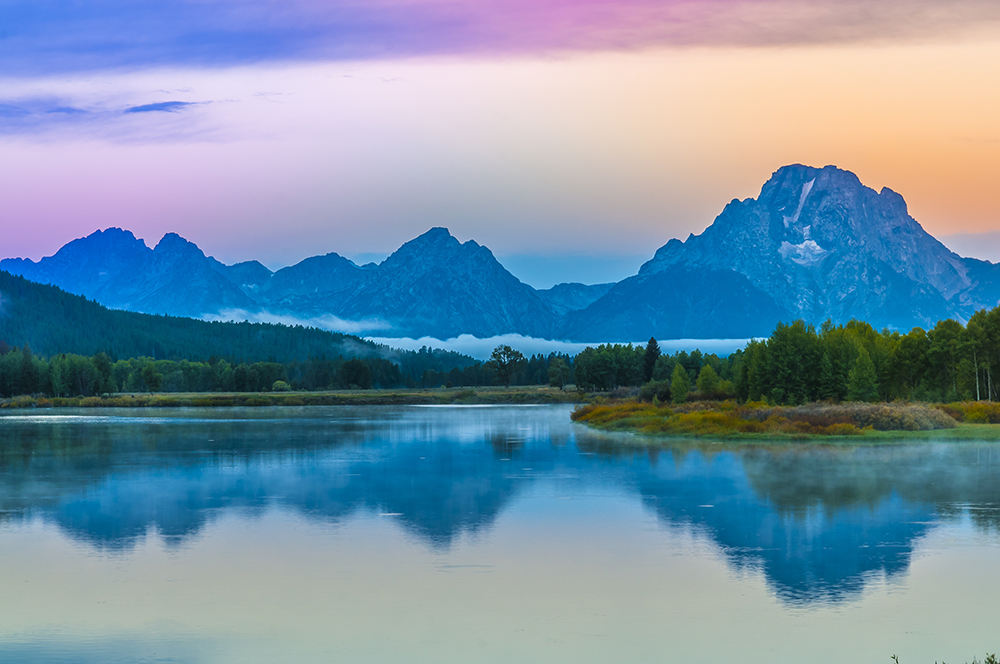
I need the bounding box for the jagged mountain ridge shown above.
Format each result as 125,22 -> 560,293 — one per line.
3,229 -> 258,318
5,164 -> 1000,341
3,227 -> 605,339
563,164 -> 1000,339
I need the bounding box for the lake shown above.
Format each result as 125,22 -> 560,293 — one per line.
0,405 -> 997,663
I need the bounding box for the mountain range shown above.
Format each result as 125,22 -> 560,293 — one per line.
4,164 -> 996,341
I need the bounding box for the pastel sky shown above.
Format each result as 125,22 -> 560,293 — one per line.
3,0 -> 1000,287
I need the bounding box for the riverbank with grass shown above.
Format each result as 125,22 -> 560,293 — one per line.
0,386 -> 579,409
570,400 -> 1000,439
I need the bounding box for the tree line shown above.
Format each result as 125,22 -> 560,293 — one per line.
572,305 -> 1000,405
735,311 -> 1000,404
0,342 -> 581,398
572,339 -> 736,403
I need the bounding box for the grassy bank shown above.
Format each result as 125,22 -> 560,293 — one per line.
0,386 -> 579,409
570,400 -> 993,439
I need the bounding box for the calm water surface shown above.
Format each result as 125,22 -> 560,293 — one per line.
0,405 -> 998,663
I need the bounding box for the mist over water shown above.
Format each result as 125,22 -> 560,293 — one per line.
365,335 -> 750,360
0,406 -> 997,662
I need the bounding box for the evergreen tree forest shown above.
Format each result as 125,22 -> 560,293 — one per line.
572,343 -> 736,399
569,306 -> 1000,405
0,344 -> 579,398
735,314 -> 1000,405
0,270 -> 580,397
0,269 -> 470,368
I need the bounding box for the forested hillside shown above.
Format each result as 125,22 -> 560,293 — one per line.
0,269 -> 370,361
0,270 -> 478,386
0,269 -> 578,397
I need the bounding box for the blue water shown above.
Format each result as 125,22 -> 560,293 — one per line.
0,405 -> 997,663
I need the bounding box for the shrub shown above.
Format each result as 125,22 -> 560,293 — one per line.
244,396 -> 271,407
940,401 -> 1000,424
639,380 -> 671,403
573,400 -> 956,436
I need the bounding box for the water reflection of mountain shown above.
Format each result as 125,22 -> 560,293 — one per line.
0,408 -> 560,550
628,449 -> 936,604
1,407 -> 998,605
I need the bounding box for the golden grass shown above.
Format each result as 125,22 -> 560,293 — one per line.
572,400 -> 959,438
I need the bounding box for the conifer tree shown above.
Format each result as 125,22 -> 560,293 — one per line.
818,352 -> 838,401
17,344 -> 39,396
847,347 -> 879,402
643,337 -> 661,383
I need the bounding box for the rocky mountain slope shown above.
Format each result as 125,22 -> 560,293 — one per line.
5,164 -> 999,341
331,228 -> 555,339
3,227 -> 573,339
3,228 -> 257,318
536,282 -> 614,317
563,164 -> 1000,339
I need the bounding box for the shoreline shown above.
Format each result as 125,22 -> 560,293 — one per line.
576,422 -> 1000,443
571,400 -> 1000,441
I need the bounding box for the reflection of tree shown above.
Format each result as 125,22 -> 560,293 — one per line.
0,408 -> 560,551
580,436 -> 1000,605
741,444 -> 1000,513
4,409 -> 1000,607
488,432 -> 524,458
633,449 -> 934,605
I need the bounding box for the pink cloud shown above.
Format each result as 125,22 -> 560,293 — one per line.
4,0 -> 1000,75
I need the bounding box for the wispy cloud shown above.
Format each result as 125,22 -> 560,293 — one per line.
46,106 -> 88,115
0,94 -> 216,141
124,101 -> 196,114
3,0 -> 1000,75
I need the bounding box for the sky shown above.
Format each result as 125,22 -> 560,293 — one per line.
2,0 -> 1000,288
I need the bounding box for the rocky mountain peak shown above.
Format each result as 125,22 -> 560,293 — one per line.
53,227 -> 150,265
154,232 -> 211,261
381,226 -> 488,271
574,164 -> 987,339
0,227 -> 152,299
404,227 -> 461,250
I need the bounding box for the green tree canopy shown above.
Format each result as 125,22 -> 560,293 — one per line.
489,345 -> 526,388
548,357 -> 569,389
695,364 -> 720,396
671,363 -> 690,404
847,347 -> 879,402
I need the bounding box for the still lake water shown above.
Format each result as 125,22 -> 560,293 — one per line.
0,405 -> 998,663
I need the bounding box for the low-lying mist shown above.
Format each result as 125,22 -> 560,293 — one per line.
365,334 -> 749,361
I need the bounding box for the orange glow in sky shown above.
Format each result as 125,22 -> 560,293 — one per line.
2,7 -> 1000,283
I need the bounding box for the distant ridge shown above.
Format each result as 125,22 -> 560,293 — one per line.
2,226 -> 604,339
0,270 -> 472,373
6,164 -> 1000,340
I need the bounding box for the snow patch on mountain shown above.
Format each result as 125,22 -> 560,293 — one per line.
779,239 -> 829,266
783,178 -> 814,228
